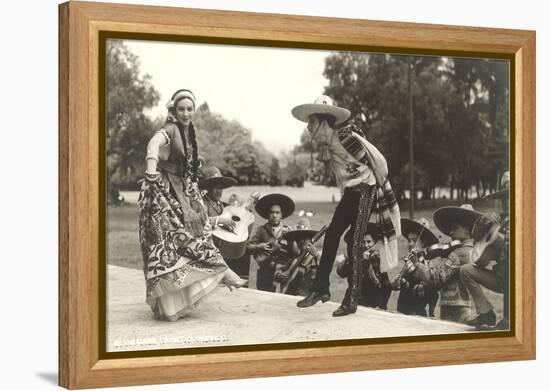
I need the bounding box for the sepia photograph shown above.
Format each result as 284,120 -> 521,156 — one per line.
105,37 -> 511,353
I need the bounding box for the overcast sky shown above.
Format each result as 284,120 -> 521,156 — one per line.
122,39 -> 332,156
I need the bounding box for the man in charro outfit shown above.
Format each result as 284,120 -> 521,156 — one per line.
291,95 -> 401,317
199,165 -> 254,279
460,171 -> 510,330
273,217 -> 322,297
406,204 -> 482,323
247,194 -> 295,292
198,166 -> 238,230
393,218 -> 440,317
335,226 -> 392,311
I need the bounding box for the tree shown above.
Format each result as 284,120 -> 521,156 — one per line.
106,40 -> 160,191
269,157 -> 282,186
314,51 -> 509,200
193,103 -> 278,185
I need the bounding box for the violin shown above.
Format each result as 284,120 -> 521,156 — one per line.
361,244 -> 378,260
419,240 -> 463,260
392,240 -> 463,290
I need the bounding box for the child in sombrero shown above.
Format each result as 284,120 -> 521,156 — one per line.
461,171 -> 510,330
394,217 -> 440,317
247,194 -> 295,292
408,204 -> 482,324
274,217 -> 321,297
198,165 -> 238,231
198,165 -> 254,282
335,224 -> 392,313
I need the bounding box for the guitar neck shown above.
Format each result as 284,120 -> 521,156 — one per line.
241,192 -> 260,212
312,225 -> 328,243
286,226 -> 328,276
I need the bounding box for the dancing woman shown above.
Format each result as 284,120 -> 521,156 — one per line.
138,89 -> 245,321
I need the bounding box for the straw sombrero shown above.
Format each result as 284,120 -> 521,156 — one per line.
291,95 -> 351,125
484,171 -> 510,200
198,166 -> 237,189
255,193 -> 295,220
400,217 -> 439,246
433,204 -> 483,237
282,217 -> 318,242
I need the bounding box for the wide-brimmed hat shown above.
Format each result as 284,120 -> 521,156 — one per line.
484,171 -> 510,200
255,193 -> 295,220
198,166 -> 237,189
343,223 -> 383,244
401,217 -> 439,246
283,217 -> 318,242
291,95 -> 351,125
433,204 -> 483,237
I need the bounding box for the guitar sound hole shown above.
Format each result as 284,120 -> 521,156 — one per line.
231,216 -> 241,222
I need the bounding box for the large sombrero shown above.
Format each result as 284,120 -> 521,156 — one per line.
282,217 -> 318,242
433,204 -> 483,237
343,223 -> 383,244
255,193 -> 295,220
198,166 -> 237,189
400,217 -> 439,246
484,171 -> 510,200
291,95 -> 351,125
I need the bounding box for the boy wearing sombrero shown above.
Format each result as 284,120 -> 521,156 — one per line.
394,218 -> 440,317
409,204 -> 481,324
247,194 -> 295,292
198,166 -> 238,231
292,95 -> 401,316
273,217 -> 322,297
460,171 -> 510,330
335,225 -> 392,314
199,165 -> 257,281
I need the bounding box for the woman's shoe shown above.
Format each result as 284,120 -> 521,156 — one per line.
222,269 -> 248,291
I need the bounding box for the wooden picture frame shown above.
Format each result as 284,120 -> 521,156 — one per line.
59,1 -> 536,389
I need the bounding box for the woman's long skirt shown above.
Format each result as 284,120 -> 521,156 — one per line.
138,177 -> 227,321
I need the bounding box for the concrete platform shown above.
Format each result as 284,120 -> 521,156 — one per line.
107,265 -> 471,352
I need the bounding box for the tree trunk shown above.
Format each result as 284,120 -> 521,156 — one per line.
449,179 -> 455,200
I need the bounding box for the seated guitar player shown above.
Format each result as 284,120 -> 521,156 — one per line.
335,226 -> 392,311
198,166 -> 256,280
460,171 -> 510,330
273,217 -> 322,297
247,194 -> 295,292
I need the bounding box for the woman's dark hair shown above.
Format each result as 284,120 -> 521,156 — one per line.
313,113 -> 336,127
188,122 -> 200,180
169,120 -> 200,181
167,89 -> 200,180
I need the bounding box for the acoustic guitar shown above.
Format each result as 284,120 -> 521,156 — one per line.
212,192 -> 260,259
274,225 -> 328,294
471,222 -> 504,268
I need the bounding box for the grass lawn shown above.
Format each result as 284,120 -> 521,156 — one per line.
107,188 -> 505,321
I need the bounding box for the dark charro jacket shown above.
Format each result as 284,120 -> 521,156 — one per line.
202,194 -> 228,218
247,223 -> 293,267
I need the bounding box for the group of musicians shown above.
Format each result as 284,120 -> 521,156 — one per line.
197,95 -> 510,331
